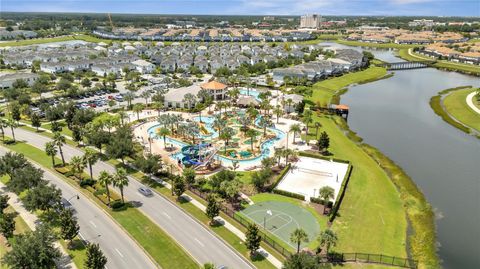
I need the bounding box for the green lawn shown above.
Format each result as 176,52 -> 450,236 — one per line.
306,66 -> 388,105
1,140 -> 199,269
19,125 -> 77,146
0,34 -> 112,47
41,121 -> 73,137
397,48 -> 480,75
336,40 -> 418,49
443,88 -> 480,132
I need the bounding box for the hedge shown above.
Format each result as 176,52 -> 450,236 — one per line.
299,151 -> 350,164
272,189 -> 305,200
267,164 -> 291,191
310,197 -> 333,207
329,164 -> 353,222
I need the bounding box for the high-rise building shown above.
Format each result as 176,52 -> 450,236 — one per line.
300,14 -> 321,28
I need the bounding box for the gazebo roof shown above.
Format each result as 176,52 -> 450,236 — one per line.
201,80 -> 227,90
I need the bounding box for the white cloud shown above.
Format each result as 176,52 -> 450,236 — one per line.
233,0 -> 337,15
390,0 -> 436,4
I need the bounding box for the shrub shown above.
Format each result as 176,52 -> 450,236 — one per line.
80,179 -> 95,188
267,164 -> 290,191
110,201 -> 127,211
272,189 -> 305,200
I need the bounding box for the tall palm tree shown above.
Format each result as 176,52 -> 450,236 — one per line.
0,118 -> 6,142
140,90 -> 151,105
318,229 -> 338,255
273,105 -> 283,124
274,147 -> 284,166
258,116 -> 272,137
319,186 -> 335,214
220,127 -> 234,154
70,156 -> 86,180
157,127 -> 171,149
118,110 -> 129,126
53,132 -> 66,166
83,148 -> 99,180
246,129 -> 257,152
98,171 -> 113,207
290,228 -> 309,253
283,148 -> 294,166
6,118 -> 18,142
45,141 -> 58,167
182,93 -> 197,110
302,110 -> 313,143
289,123 -> 301,144
132,103 -> 144,121
123,92 -> 135,108
314,122 -> 322,139
113,168 -> 129,203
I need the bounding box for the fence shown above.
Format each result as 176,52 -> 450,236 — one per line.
322,253 -> 418,269
188,187 -> 294,257
187,187 -> 418,268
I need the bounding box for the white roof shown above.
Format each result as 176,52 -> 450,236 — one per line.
132,59 -> 154,67
94,46 -> 107,51
124,45 -> 136,51
98,42 -> 108,46
164,84 -> 202,103
155,42 -> 165,47
328,58 -> 351,65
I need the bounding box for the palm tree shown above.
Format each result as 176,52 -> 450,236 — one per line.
140,90 -> 151,105
318,229 -> 338,255
289,123 -> 301,144
53,132 -> 66,166
302,110 -> 313,143
6,118 -> 18,142
246,129 -> 257,152
290,228 -> 309,253
157,127 -> 171,149
273,105 -> 283,124
132,103 -> 144,121
70,156 -> 86,180
314,122 -> 322,139
283,148 -> 294,166
227,88 -> 240,106
124,92 -> 135,108
113,168 -> 129,204
0,118 -> 6,142
274,147 -> 284,166
98,171 -> 113,207
258,116 -> 272,137
213,115 -> 226,137
285,98 -> 293,114
319,186 -> 335,214
83,148 -> 99,180
118,111 -> 129,126
220,127 -> 234,154
45,142 -> 58,167
182,93 -> 197,110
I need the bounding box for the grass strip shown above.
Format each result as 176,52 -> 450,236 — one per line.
336,40 -> 418,49
1,140 -> 199,269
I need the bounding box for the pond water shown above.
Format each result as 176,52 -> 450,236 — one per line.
340,51 -> 480,268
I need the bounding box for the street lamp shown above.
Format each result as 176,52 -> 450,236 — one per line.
67,194 -> 80,202
263,210 -> 272,230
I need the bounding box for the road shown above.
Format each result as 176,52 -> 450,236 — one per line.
4,127 -> 254,269
0,147 -> 157,269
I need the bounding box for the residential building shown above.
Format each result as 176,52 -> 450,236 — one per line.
0,72 -> 39,89
300,14 -> 321,29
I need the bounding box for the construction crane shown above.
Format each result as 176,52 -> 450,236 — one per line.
107,13 -> 115,31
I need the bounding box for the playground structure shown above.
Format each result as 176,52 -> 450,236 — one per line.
178,143 -> 219,169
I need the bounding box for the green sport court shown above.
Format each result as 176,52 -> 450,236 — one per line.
240,201 -> 320,248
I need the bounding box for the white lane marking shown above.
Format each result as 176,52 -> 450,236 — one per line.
162,212 -> 171,219
89,220 -> 97,228
115,248 -> 124,258
78,233 -> 85,240
194,238 -> 205,247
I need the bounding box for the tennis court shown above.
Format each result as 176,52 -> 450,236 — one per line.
240,201 -> 320,248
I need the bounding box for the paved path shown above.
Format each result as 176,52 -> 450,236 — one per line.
0,180 -> 77,269
3,127 -> 255,269
466,91 -> 480,114
0,147 -> 157,269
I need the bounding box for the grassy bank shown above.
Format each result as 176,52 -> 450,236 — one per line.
306,66 -> 388,105
430,86 -> 480,136
336,40 -> 417,49
397,48 -> 480,76
304,65 -> 439,268
1,140 -> 199,269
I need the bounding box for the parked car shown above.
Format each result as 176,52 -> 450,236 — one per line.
138,187 -> 153,197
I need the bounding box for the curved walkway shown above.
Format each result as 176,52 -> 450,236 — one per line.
466,91 -> 480,114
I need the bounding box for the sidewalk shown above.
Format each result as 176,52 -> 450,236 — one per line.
0,182 -> 77,269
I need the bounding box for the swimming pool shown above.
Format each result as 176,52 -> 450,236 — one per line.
239,88 -> 261,101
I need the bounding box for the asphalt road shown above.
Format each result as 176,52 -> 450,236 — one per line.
0,147 -> 157,269
4,127 -> 254,269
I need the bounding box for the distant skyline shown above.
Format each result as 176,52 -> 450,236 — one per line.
2,0 -> 479,17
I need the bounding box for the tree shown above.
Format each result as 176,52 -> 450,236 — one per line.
318,229 -> 338,254
56,78 -> 72,92
6,118 -> 18,142
172,176 -> 186,199
106,127 -> 134,164
251,170 -> 269,191
70,156 -> 86,180
59,208 -> 80,246
0,213 -> 15,239
83,148 -> 99,180
282,252 -> 318,269
273,105 -> 283,124
45,141 -> 58,167
182,167 -> 196,187
132,103 -> 144,121
220,127 -> 234,154
6,164 -> 45,195
314,122 -> 322,139
245,223 -> 262,256
182,93 -> 197,110
289,124 -> 301,144
290,228 -> 309,253
140,90 -> 151,105
98,171 -> 113,207
113,168 -> 129,204
0,194 -> 9,214
85,243 -> 108,269
318,131 -> 330,154
246,129 -> 257,152
157,127 -> 171,149
53,132 -> 66,166
23,183 -> 61,212
302,110 -> 313,142
31,113 -> 41,131
205,194 -> 220,225
318,186 -> 335,214
3,224 -> 61,269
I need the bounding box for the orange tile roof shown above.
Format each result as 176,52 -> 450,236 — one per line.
201,80 -> 227,90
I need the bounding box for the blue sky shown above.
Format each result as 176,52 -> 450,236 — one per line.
2,0 -> 479,16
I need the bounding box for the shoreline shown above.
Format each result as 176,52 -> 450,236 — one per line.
332,70 -> 439,268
